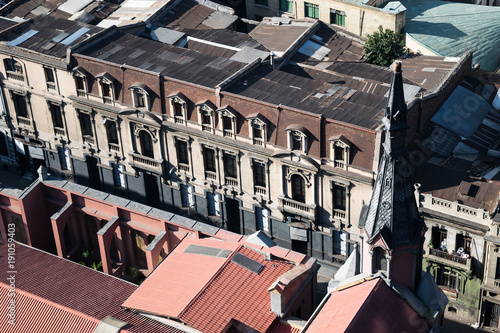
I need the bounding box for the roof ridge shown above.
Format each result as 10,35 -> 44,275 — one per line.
177,244 -> 244,319
343,278 -> 382,332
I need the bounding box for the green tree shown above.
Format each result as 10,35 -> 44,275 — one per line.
363,26 -> 409,67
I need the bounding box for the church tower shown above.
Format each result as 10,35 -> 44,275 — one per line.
360,62 -> 426,292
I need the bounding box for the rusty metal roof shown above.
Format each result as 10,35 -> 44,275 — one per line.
78,30 -> 246,87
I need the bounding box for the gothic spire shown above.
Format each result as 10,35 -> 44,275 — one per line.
362,62 -> 424,249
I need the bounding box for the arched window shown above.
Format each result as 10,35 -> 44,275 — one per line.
373,247 -> 387,272
291,174 -> 305,203
139,131 -> 154,158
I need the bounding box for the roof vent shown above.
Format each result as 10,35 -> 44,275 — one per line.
231,252 -> 264,274
93,316 -> 128,333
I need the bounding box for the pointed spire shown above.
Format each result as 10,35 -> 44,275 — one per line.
382,61 -> 409,156
362,62 -> 423,249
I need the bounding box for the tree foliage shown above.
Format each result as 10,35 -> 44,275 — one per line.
363,26 -> 409,67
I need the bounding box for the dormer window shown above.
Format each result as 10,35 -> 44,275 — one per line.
168,92 -> 188,125
129,83 -> 151,110
96,72 -> 115,105
286,125 -> 308,154
217,106 -> 237,139
329,135 -> 351,169
4,58 -> 24,82
72,66 -> 89,98
196,100 -> 216,133
247,113 -> 267,147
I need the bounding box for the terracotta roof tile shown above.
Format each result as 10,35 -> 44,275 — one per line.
266,319 -> 301,333
179,246 -> 295,333
0,284 -> 99,333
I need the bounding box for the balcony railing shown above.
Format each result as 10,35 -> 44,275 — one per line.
420,193 -> 489,222
223,130 -> 234,138
174,116 -> 185,125
6,71 -> 24,82
494,279 -> 500,288
129,152 -> 163,174
427,248 -> 471,270
109,143 -> 120,152
17,116 -> 31,127
54,127 -> 65,136
205,171 -> 217,180
279,195 -> 317,220
254,185 -> 266,195
225,177 -> 238,187
77,89 -> 87,98
333,209 -> 346,219
202,124 -> 212,132
253,137 -> 264,146
83,135 -> 94,145
103,96 -> 113,105
178,163 -> 190,173
46,82 -> 56,90
334,159 -> 345,169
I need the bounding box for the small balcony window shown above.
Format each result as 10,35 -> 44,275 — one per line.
4,59 -> 24,81
168,92 -> 188,125
44,67 -> 56,90
291,174 -> 305,203
247,113 -> 267,146
49,102 -> 64,132
218,106 -> 237,139
129,83 -> 151,110
286,125 -> 309,154
96,72 -> 115,104
196,100 -> 216,133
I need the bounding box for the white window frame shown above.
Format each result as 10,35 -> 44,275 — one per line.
168,93 -> 188,125
248,118 -> 266,146
96,73 -> 115,105
72,67 -> 88,98
196,102 -> 215,133
129,84 -> 150,110
217,106 -> 237,139
286,129 -> 308,154
59,147 -> 71,171
329,137 -> 350,169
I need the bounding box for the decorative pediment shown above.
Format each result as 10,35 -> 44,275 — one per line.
95,72 -> 115,84
195,100 -> 216,113
329,134 -> 351,148
128,82 -> 151,94
286,124 -> 309,136
247,112 -> 267,124
167,92 -> 187,104
217,105 -> 237,118
72,66 -> 88,77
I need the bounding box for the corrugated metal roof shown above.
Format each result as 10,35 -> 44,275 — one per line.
150,27 -> 185,45
432,85 -> 494,139
58,0 -> 93,15
402,0 -> 500,71
201,10 -> 237,29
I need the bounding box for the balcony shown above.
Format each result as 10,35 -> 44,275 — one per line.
223,130 -> 234,138
205,170 -> 217,181
333,209 -> 346,219
202,124 -> 212,132
426,248 -> 472,271
128,152 -> 164,175
495,280 -> 500,288
83,135 -> 94,145
178,163 -> 190,173
420,193 -> 490,223
6,71 -> 24,82
17,116 -> 31,127
174,116 -> 185,125
253,137 -> 264,146
224,177 -> 238,187
54,127 -> 65,136
103,96 -> 113,105
334,159 -> 346,169
109,143 -> 120,153
279,195 -> 317,221
46,82 -> 56,91
77,89 -> 87,98
254,185 -> 266,196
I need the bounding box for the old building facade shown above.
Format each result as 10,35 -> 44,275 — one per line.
0,15 -> 471,271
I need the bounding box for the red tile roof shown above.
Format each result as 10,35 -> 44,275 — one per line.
266,319 -> 302,333
306,278 -> 429,333
178,245 -> 295,333
0,243 -> 184,333
123,236 -> 241,318
0,284 -> 99,333
0,243 -> 136,320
